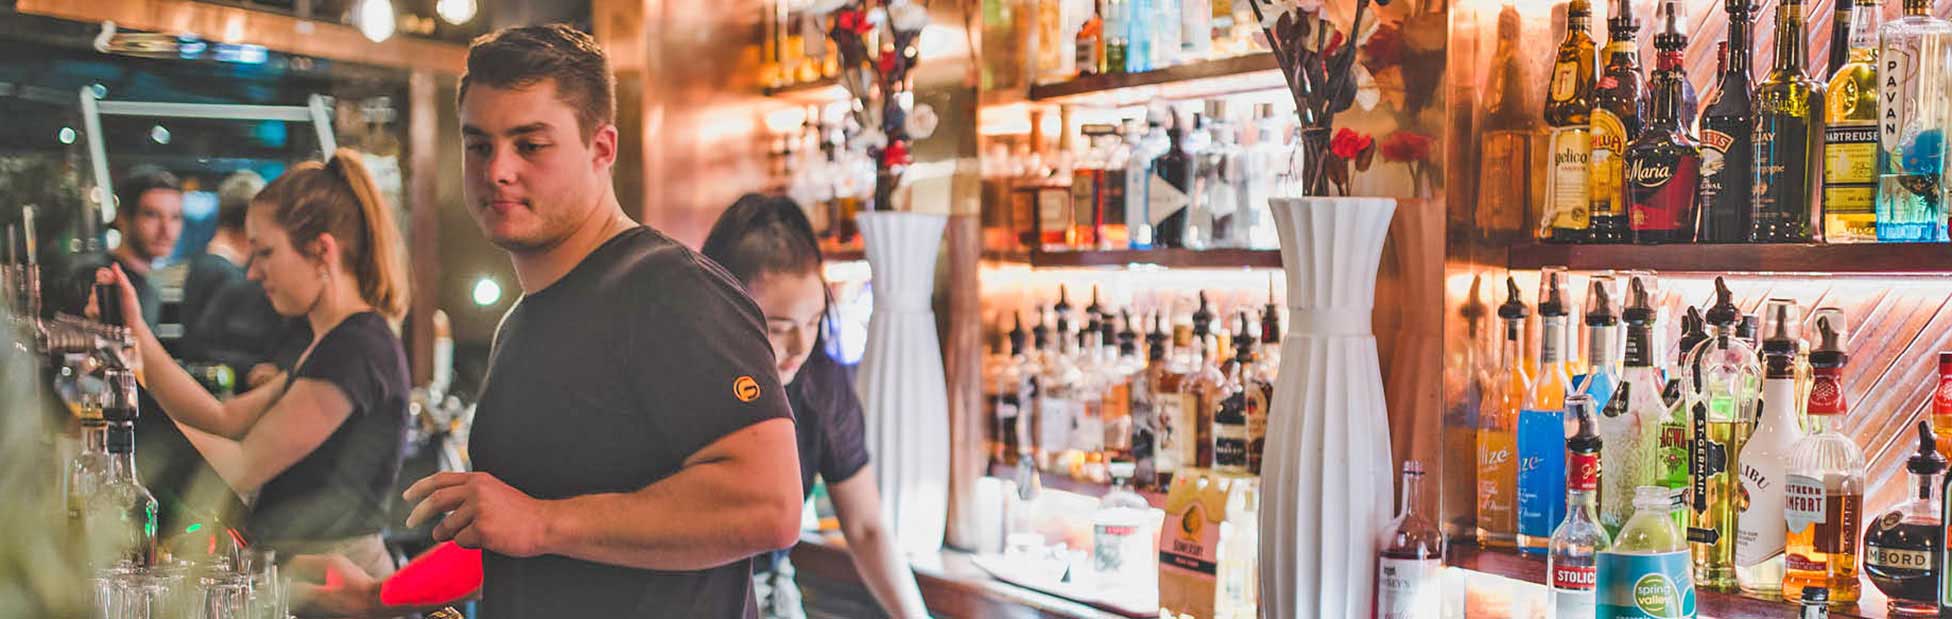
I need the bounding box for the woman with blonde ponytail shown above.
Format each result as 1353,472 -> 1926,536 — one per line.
96,148 -> 412,577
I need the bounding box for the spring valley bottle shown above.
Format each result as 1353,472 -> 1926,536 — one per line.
1479,277 -> 1532,549
1874,0 -> 1952,242
1588,0 -> 1643,244
1752,0 -> 1827,242
1551,394 -> 1608,619
1628,0 -> 1702,244
1596,486 -> 1698,618
1697,0 -> 1760,242
1544,0 -> 1598,243
1734,300 -> 1808,597
1783,311 -> 1867,606
1822,0 -> 1882,242
1519,270 -> 1574,555
1864,421 -> 1943,618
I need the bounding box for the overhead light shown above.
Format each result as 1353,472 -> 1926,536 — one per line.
149,124 -> 170,144
357,0 -> 397,43
57,127 -> 76,145
471,277 -> 502,307
436,0 -> 478,25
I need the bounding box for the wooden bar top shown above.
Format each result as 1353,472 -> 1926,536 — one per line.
789,532 -> 1147,619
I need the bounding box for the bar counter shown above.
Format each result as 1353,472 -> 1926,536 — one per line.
789,533 -> 1147,619
1449,545 -> 1895,619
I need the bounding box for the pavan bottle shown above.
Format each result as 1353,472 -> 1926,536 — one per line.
1551,394 -> 1609,618
1733,300 -> 1807,597
1596,486 -> 1697,618
1864,421 -> 1943,617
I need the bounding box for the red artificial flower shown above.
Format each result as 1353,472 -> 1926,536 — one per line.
1329,128 -> 1373,159
1322,30 -> 1346,58
882,140 -> 912,168
836,9 -> 874,35
879,49 -> 898,74
1360,21 -> 1406,74
1379,130 -> 1435,163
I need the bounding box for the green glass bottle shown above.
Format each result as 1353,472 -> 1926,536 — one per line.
1752,0 -> 1827,242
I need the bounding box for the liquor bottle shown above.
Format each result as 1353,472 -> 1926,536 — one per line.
1683,277 -> 1761,590
1864,421 -> 1943,618
1822,0 -> 1882,243
1596,485 -> 1698,617
1237,314 -> 1274,476
1075,0 -> 1104,77
1181,0 -> 1212,58
1186,294 -> 1223,468
1102,127 -> 1132,249
1132,315 -> 1168,488
1659,308 -> 1707,529
1543,0 -> 1598,243
1604,277 -> 1669,536
1150,0 -> 1180,69
1097,320 -> 1134,471
1518,271 -> 1574,555
1042,316 -> 1089,474
1752,0 -> 1826,243
1033,0 -> 1071,82
1093,461 -> 1157,589
1935,352 -> 1952,458
66,419 -> 111,523
1628,0 -> 1703,245
1477,3 -> 1543,244
1128,113 -> 1169,249
995,313 -> 1033,465
84,370 -> 157,570
1241,104 -> 1287,250
1874,0 -> 1952,242
1698,0 -> 1761,244
1550,394 -> 1609,619
1588,0 -> 1643,244
1125,0 -> 1154,72
1783,310 -> 1867,606
1258,276 -> 1282,373
1103,0 -> 1128,74
1180,113 -> 1215,250
1478,277 -> 1531,549
1826,0 -> 1854,77
1155,322 -> 1199,487
1153,112 -> 1196,248
1446,276 -> 1491,543
1211,314 -> 1254,476
1377,461 -> 1446,619
1199,102 -> 1245,248
1734,300 -> 1808,597
1073,125 -> 1117,249
1579,280 -> 1622,409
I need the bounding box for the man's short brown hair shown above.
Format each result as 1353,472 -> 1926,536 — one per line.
459,24 -> 616,141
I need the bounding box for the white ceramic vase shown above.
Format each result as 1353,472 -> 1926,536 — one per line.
854,211 -> 951,557
1258,196 -> 1397,618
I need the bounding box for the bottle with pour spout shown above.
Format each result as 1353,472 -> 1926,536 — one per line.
1864,421 -> 1943,617
1734,299 -> 1807,597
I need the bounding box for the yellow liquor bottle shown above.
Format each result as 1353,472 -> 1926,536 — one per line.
1821,0 -> 1881,242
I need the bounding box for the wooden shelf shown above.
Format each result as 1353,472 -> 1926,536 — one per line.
1448,545 -> 1889,618
1023,54 -> 1285,106
762,78 -> 847,102
1030,248 -> 1282,269
1506,242 -> 1952,274
986,461 -> 1167,509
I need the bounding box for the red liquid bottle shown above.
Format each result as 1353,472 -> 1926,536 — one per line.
1627,0 -> 1702,244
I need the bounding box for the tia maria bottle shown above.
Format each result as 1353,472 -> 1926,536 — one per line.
1628,0 -> 1702,244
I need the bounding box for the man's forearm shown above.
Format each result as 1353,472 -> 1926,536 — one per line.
542,451 -> 802,570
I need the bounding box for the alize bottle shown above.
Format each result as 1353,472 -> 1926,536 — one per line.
1783,310 -> 1867,607
1596,486 -> 1698,618
1479,277 -> 1533,549
1519,270 -> 1575,555
1864,421 -> 1943,618
1734,300 -> 1808,598
1551,394 -> 1609,619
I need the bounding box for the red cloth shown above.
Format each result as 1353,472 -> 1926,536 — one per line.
378,542 -> 483,606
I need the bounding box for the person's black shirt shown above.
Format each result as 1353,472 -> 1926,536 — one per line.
178,254 -> 309,377
246,311 -> 410,549
469,226 -> 794,619
755,346 -> 870,574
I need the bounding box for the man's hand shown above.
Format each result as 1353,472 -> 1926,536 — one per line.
405,471 -> 555,558
287,554 -> 381,618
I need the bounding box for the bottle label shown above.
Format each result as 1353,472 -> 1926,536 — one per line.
1596,550 -> 1698,618
1094,522 -> 1144,575
1040,397 -> 1079,453
1937,376 -> 1952,413
1550,62 -> 1581,102
1628,149 -> 1702,233
1159,501 -> 1220,576
1822,123 -> 1878,217
1548,127 -> 1594,231
1589,109 -> 1629,218
1733,459 -> 1788,567
1554,564 -> 1598,591
1246,380 -> 1269,475
1816,492 -> 1861,555
1147,175 -> 1190,227
1375,558 -> 1442,619
1880,42 -> 1917,156
1569,450 -> 1600,493
1808,374 -> 1845,415
1478,430 -> 1518,526
1517,408 -> 1568,540
1689,403 -> 1725,516
1750,113 -> 1816,237
1154,396 -> 1190,472
1784,474 -> 1826,533
1037,188 -> 1071,232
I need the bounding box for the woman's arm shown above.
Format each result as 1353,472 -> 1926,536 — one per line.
172,378 -> 355,496
99,265 -> 288,438
828,468 -> 928,619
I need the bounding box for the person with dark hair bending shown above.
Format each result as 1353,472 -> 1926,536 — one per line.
701,194 -> 928,619
179,170 -> 307,388
95,149 -> 411,577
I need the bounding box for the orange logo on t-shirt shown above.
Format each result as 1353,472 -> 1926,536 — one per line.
733,376 -> 761,402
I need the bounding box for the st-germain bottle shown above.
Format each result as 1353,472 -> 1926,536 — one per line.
1734,300 -> 1808,597
1478,277 -> 1531,549
1874,0 -> 1952,242
1783,310 -> 1867,606
1543,0 -> 1596,243
1377,461 -> 1445,619
1684,277 -> 1761,590
1660,308 -> 1709,528
1821,0 -> 1882,243
1628,0 -> 1703,244
1550,394 -> 1608,619
1587,0 -> 1643,243
1518,270 -> 1574,554
1697,0 -> 1760,243
1752,0 -> 1827,242
1863,421 -> 1943,618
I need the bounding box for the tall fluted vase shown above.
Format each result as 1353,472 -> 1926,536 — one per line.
1258,196 -> 1397,618
854,211 -> 950,556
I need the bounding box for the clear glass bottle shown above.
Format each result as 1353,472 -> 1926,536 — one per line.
1038,310 -> 1086,473
1735,299 -> 1808,597
1682,276 -> 1761,590
1783,310 -> 1867,607
66,420 -> 111,523
1596,486 -> 1697,617
1127,113 -> 1169,249
1479,277 -> 1531,549
1092,461 -> 1157,592
1447,276 -> 1491,543
1550,395 -> 1609,619
1874,0 -> 1952,242
85,374 -> 157,571
1241,104 -> 1286,250
1659,307 -> 1708,531
1377,461 -> 1445,619
1821,0 -> 1882,243
1604,276 -> 1668,536
1863,421 -> 1943,618
1519,269 -> 1574,554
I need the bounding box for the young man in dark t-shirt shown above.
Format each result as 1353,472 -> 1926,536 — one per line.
288,24 -> 804,619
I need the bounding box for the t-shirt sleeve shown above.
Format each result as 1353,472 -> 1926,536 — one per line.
293,318 -> 389,415
809,353 -> 871,484
626,253 -> 794,462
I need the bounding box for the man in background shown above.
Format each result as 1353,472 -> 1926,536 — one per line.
108,166 -> 183,328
